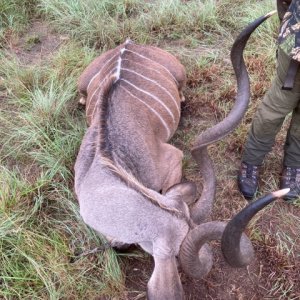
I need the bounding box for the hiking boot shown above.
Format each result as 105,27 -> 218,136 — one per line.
237,162 -> 259,200
280,166 -> 300,201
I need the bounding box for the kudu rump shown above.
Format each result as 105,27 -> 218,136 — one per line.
75,12 -> 288,299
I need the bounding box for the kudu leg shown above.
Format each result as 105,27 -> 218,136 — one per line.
160,143 -> 184,193
147,247 -> 184,300
146,236 -> 186,300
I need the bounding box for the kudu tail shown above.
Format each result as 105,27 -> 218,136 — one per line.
190,11 -> 277,224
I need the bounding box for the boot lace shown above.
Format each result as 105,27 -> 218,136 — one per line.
241,163 -> 258,181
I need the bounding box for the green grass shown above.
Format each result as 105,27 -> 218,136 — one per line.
0,42 -> 124,298
37,0 -> 223,48
0,0 -> 38,46
1,134 -> 123,295
0,0 -> 299,299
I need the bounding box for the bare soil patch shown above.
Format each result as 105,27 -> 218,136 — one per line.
7,20 -> 64,64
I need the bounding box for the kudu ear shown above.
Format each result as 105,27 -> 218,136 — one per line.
165,182 -> 197,205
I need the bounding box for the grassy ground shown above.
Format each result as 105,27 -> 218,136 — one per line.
0,0 -> 299,299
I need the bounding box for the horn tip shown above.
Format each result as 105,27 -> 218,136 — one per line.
272,188 -> 290,198
79,97 -> 86,105
265,10 -> 277,18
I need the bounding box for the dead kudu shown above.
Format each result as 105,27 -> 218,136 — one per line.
75,12 -> 288,300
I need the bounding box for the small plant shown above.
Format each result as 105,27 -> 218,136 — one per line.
24,34 -> 41,50
0,0 -> 38,46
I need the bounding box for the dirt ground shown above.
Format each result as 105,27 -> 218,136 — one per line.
6,21 -> 62,64
4,21 -> 300,300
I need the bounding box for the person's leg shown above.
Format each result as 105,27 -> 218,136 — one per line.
284,105 -> 300,167
242,49 -> 300,166
280,100 -> 300,201
239,48 -> 300,199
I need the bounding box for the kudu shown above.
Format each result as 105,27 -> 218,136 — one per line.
75,11 -> 288,299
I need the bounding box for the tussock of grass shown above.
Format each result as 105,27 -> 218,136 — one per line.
38,0 -> 221,48
1,78 -> 82,177
0,53 -> 44,101
0,40 -> 125,298
37,0 -> 143,48
0,0 -> 38,45
50,42 -> 97,79
140,0 -> 219,39
1,150 -> 124,299
217,0 -> 279,61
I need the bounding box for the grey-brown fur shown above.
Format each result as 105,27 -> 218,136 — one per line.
75,14 -> 281,299
78,40 -> 186,193
75,41 -> 192,298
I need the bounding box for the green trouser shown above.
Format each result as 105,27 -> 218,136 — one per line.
242,48 -> 300,167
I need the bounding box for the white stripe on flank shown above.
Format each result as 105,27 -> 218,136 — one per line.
122,59 -> 177,89
120,85 -> 171,139
115,56 -> 122,79
120,79 -> 176,123
87,68 -> 117,117
115,48 -> 126,81
87,52 -> 119,91
121,67 -> 180,113
123,49 -> 179,85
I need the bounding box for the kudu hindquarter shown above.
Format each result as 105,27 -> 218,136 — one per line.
75,12 -> 288,300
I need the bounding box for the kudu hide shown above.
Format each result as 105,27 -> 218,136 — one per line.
75,11 -> 288,300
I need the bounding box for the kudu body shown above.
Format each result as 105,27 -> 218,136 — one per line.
75,12 -> 287,299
